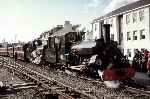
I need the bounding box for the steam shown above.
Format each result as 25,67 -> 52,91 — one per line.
104,81 -> 120,88
72,40 -> 96,49
98,70 -> 120,88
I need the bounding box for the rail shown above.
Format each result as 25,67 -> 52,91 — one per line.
1,56 -> 150,98
0,56 -> 98,99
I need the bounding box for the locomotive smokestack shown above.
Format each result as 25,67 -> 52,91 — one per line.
103,24 -> 111,44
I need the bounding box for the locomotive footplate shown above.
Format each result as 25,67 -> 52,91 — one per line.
69,65 -> 85,71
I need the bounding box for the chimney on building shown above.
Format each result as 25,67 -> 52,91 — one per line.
64,21 -> 72,28
65,21 -> 70,25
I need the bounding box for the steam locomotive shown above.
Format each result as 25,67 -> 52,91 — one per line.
0,24 -> 135,88
38,24 -> 135,88
70,24 -> 135,88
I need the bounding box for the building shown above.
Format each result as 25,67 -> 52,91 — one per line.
39,21 -> 83,47
75,25 -> 93,41
91,0 -> 150,60
85,30 -> 93,41
50,21 -> 76,37
39,25 -> 63,46
39,31 -> 49,45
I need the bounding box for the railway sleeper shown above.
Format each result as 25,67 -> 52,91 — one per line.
52,86 -> 65,91
43,81 -> 51,84
51,81 -> 57,85
70,92 -> 81,99
52,86 -> 82,98
45,82 -> 55,86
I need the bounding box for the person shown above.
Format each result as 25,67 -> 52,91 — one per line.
141,49 -> 149,72
147,52 -> 150,77
132,49 -> 142,71
14,52 -> 17,61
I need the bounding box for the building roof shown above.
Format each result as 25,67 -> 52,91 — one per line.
93,0 -> 150,22
50,26 -> 75,37
50,21 -> 76,37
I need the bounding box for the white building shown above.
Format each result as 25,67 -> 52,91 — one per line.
85,30 -> 93,41
39,31 -> 49,46
91,0 -> 150,60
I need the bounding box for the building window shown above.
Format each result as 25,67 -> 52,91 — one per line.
95,24 -> 97,31
95,36 -> 97,40
127,32 -> 131,41
106,19 -> 109,24
139,10 -> 144,21
110,19 -> 113,27
132,12 -> 137,23
126,14 -> 130,24
140,29 -> 145,39
133,31 -> 137,40
111,34 -> 114,41
127,49 -> 131,57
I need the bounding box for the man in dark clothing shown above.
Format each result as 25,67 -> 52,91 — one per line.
132,49 -> 142,71
141,49 -> 149,72
14,52 -> 17,61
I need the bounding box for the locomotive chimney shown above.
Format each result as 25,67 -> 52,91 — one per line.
103,24 -> 111,44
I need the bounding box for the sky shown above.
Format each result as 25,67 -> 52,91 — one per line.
0,0 -> 139,42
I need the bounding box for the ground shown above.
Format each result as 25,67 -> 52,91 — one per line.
0,67 -> 45,99
133,72 -> 150,86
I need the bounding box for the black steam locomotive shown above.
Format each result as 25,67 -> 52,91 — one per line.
0,24 -> 135,88
40,24 -> 135,88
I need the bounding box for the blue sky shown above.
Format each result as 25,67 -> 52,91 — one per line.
0,0 -> 138,42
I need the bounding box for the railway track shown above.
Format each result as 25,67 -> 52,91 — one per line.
0,57 -> 99,99
1,56 -> 150,99
125,86 -> 150,96
123,79 -> 150,97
